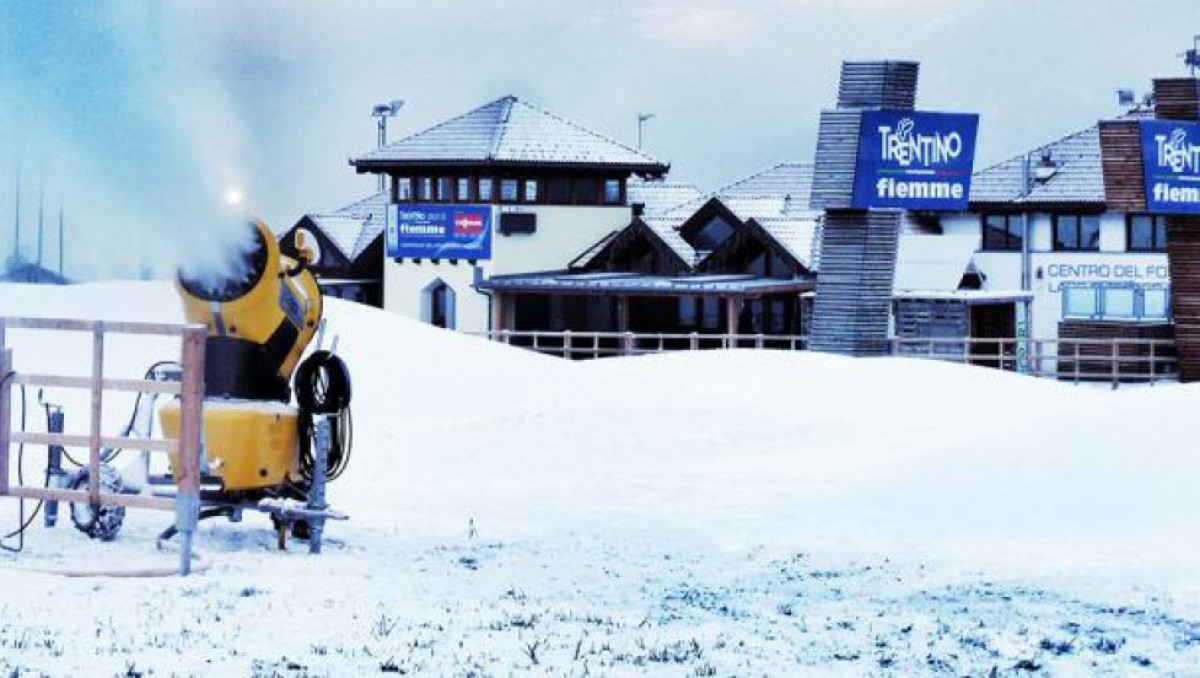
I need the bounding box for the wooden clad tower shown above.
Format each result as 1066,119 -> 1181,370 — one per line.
1155,78 -> 1200,382
1099,76 -> 1200,381
808,61 -> 918,355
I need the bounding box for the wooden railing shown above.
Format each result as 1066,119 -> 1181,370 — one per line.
0,318 -> 206,575
469,330 -> 1179,386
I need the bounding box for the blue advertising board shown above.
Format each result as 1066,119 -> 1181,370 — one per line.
852,110 -> 979,210
1140,119 -> 1200,215
386,204 -> 493,260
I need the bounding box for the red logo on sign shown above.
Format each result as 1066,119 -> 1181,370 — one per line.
454,213 -> 484,235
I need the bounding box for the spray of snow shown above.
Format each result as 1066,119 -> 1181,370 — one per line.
0,1 -> 260,281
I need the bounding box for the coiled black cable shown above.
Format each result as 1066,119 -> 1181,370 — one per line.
294,351 -> 352,484
1,374 -> 40,553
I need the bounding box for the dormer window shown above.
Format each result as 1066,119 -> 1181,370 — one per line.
691,216 -> 736,251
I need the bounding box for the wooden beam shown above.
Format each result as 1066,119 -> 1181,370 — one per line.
6,486 -> 176,512
11,432 -> 179,454
0,318 -> 203,336
12,374 -> 181,395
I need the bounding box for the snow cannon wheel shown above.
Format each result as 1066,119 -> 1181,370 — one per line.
68,465 -> 127,541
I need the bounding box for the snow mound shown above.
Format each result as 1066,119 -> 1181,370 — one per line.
2,281 -> 1199,593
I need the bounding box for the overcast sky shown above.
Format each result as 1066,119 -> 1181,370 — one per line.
0,0 -> 1196,279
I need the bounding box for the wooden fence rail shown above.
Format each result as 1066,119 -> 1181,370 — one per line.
0,317 -> 206,575
468,330 -> 1179,387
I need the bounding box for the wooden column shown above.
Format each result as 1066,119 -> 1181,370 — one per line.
726,297 -> 744,345
492,292 -> 507,333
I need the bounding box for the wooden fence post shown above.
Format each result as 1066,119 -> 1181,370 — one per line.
176,326 -> 206,575
1111,340 -> 1119,390
0,346 -> 10,496
88,326 -> 105,507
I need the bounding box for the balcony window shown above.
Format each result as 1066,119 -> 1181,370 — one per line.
1127,214 -> 1168,252
603,179 -> 622,205
500,179 -> 519,203
1053,214 -> 1101,252
981,214 -> 1022,251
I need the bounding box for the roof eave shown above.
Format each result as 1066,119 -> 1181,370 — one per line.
350,157 -> 668,176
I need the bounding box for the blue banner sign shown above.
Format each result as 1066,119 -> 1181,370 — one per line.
1140,119 -> 1200,215
386,204 -> 493,260
852,110 -> 979,210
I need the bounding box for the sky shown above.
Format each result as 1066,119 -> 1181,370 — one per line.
0,0 -> 1196,280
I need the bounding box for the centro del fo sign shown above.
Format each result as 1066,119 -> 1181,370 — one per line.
852,110 -> 980,211
1140,119 -> 1200,215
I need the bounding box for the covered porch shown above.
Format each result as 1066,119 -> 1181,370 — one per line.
480,271 -> 814,355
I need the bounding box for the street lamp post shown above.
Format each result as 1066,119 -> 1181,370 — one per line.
371,99 -> 405,193
637,112 -> 655,150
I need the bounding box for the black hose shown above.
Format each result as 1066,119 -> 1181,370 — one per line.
294,351 -> 353,484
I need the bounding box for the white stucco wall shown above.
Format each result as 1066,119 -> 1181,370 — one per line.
382,204 -> 631,333
928,211 -> 1169,342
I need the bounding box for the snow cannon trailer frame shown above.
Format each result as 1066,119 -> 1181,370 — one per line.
0,317 -> 345,576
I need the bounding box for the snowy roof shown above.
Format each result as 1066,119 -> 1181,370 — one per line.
353,96 -> 667,173
642,216 -> 701,266
626,177 -> 704,216
892,289 -> 1033,304
893,235 -> 979,293
662,162 -> 820,224
970,127 -> 1105,206
970,111 -> 1151,207
755,216 -> 819,270
571,162 -> 821,273
479,271 -> 813,296
295,191 -> 388,263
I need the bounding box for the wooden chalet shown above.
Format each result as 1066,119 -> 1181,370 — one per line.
478,163 -> 820,344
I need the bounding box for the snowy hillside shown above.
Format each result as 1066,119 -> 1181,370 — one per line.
1,282 -> 1199,675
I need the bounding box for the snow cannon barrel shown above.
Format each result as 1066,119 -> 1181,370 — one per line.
175,219 -> 323,402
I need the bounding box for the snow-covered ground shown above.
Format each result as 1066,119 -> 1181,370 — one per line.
1,282 -> 1199,676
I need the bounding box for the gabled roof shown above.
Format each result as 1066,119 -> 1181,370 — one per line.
292,190 -> 388,264
697,218 -> 808,275
569,230 -> 621,270
353,96 -> 668,174
580,217 -> 692,275
569,161 -> 821,275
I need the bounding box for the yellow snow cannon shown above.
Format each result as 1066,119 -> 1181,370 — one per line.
160,219 -> 322,492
